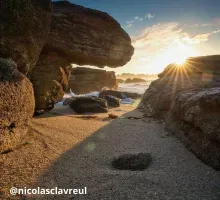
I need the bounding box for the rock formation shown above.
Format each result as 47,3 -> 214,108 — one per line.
30,52 -> 72,113
0,0 -> 52,152
0,0 -> 52,74
69,67 -> 118,94
70,97 -> 108,114
125,78 -> 146,83
46,1 -> 134,67
31,1 -> 134,112
117,79 -> 124,84
141,55 -> 220,169
0,59 -> 35,153
101,95 -> 120,107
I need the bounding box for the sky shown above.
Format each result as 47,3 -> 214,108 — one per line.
67,0 -> 220,74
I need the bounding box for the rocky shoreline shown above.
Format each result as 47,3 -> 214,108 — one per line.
1,2 -> 220,199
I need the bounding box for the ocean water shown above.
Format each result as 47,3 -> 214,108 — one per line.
55,79 -> 156,106
118,79 -> 156,94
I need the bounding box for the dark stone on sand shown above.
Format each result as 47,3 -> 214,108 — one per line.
63,97 -> 77,106
112,153 -> 152,171
70,96 -> 108,114
108,113 -> 118,119
102,95 -> 120,107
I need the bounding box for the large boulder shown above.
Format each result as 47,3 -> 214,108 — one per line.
30,52 -> 72,113
45,1 -> 134,67
0,59 -> 35,153
0,0 -> 52,74
167,88 -> 220,169
31,1 -> 134,113
140,55 -> 220,169
69,67 -> 118,94
70,97 -> 108,114
142,57 -> 220,117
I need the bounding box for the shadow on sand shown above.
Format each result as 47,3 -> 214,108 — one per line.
29,108 -> 220,200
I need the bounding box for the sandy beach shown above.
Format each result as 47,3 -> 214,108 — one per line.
1,104 -> 220,200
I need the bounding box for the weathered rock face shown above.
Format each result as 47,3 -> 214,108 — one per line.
70,97 -> 108,114
69,67 -> 117,94
0,59 -> 35,153
141,55 -> 220,169
45,1 -> 134,68
31,1 -> 133,112
30,52 -> 72,113
0,0 -> 51,152
167,88 -> 220,169
0,0 -> 52,74
142,60 -> 220,117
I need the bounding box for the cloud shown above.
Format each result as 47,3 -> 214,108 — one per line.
132,22 -> 184,48
145,13 -> 155,20
189,23 -> 212,27
212,29 -> 220,34
125,23 -> 133,28
132,22 -> 220,48
126,20 -> 135,24
123,13 -> 155,28
121,21 -> 220,74
134,16 -> 144,22
190,33 -> 211,44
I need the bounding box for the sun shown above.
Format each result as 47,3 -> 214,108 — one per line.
173,55 -> 187,65
131,41 -> 200,74
156,43 -> 199,69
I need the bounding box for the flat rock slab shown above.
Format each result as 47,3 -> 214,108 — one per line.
112,153 -> 152,171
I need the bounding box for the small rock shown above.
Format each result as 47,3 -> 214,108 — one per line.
102,95 -> 120,107
112,153 -> 152,171
108,113 -> 118,119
